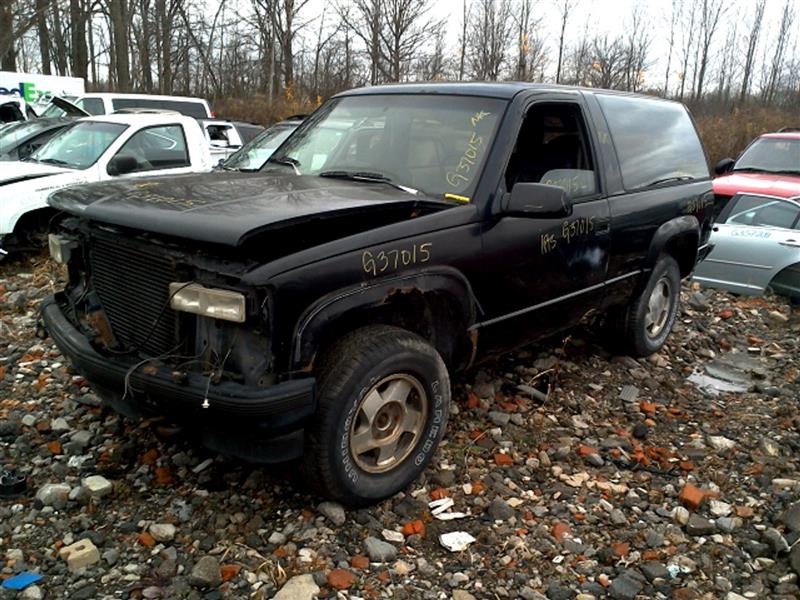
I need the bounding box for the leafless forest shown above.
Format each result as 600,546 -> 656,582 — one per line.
1,0 -> 798,160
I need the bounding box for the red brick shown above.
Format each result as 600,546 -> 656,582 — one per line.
494,453 -> 513,466
137,532 -> 155,548
678,483 -> 705,510
551,522 -> 571,541
350,556 -> 369,569
327,568 -> 356,590
220,564 -> 240,582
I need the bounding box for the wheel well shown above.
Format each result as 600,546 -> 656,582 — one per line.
663,233 -> 699,278
13,207 -> 58,236
313,289 -> 474,372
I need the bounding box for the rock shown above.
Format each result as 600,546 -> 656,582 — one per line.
0,420 -> 21,438
59,539 -> 100,572
50,417 -> 70,432
189,555 -> 221,588
453,591 -> 477,600
673,506 -> 690,525
709,499 -> 732,517
686,514 -> 715,536
641,561 -> 669,581
708,435 -> 735,451
764,528 -> 790,553
268,531 -> 287,545
81,475 -> 113,499
767,310 -> 789,323
632,423 -> 649,439
20,586 -> 43,600
488,411 -> 510,426
609,573 -> 642,600
488,498 -> 514,521
149,523 -> 177,542
687,291 -> 709,311
790,545 -> 800,577
782,502 -> 800,532
273,574 -> 320,600
364,536 -> 397,562
317,501 -> 346,526
36,483 -> 70,506
70,429 -> 93,448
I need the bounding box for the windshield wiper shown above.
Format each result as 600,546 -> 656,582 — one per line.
319,170 -> 420,195
644,176 -> 693,187
266,156 -> 301,174
38,157 -> 71,167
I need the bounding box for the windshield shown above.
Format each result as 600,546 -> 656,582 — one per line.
265,94 -> 506,199
222,122 -> 298,170
29,121 -> 126,170
735,137 -> 800,174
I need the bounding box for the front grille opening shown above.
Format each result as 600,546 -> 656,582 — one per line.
88,236 -> 182,356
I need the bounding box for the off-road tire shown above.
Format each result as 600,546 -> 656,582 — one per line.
302,325 -> 450,506
612,255 -> 681,357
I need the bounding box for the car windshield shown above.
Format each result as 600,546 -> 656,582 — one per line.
734,137 -> 800,174
265,94 -> 507,199
222,122 -> 299,171
29,120 -> 126,170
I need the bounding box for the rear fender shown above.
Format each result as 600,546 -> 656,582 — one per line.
645,216 -> 701,280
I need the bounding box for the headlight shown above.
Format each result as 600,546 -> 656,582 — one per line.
169,283 -> 246,323
48,233 -> 78,264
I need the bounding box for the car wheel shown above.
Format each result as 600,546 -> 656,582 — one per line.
303,325 -> 450,506
614,255 -> 681,357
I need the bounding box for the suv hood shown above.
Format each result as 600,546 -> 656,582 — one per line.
714,172 -> 800,198
0,160 -> 73,186
49,172 -> 446,246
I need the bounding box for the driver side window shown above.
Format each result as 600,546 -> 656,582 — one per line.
505,103 -> 597,200
112,125 -> 190,174
728,195 -> 800,229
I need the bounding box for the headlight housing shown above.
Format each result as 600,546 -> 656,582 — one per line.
169,282 -> 246,323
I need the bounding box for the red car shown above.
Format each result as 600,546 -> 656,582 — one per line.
714,128 -> 800,201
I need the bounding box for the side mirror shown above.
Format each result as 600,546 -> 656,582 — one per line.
502,183 -> 572,218
714,158 -> 735,176
107,154 -> 138,176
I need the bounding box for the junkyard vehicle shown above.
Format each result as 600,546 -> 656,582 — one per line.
42,83 -> 715,505
0,117 -> 75,161
39,92 -> 213,119
202,119 -> 265,162
0,94 -> 38,123
0,113 -> 213,253
217,116 -> 304,171
693,192 -> 800,300
713,129 -> 800,200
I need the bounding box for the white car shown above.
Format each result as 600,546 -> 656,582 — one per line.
38,92 -> 213,119
0,113 -> 213,253
693,192 -> 800,301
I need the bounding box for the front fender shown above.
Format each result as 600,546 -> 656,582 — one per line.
290,266 -> 481,371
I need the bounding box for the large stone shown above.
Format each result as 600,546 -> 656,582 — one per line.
273,574 -> 320,600
488,498 -> 514,521
36,483 -> 70,506
364,536 -> 397,562
149,523 -> 177,542
81,475 -> 113,499
782,502 -> 800,532
59,539 -> 100,572
641,561 -> 669,581
189,555 -> 221,588
609,573 -> 642,600
317,501 -> 346,526
686,514 -> 715,536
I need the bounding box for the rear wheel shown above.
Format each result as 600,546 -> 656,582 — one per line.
302,325 -> 450,506
611,255 -> 681,357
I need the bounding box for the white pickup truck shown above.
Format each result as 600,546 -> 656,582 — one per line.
0,113 -> 213,254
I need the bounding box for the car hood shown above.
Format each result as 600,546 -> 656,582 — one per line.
714,172 -> 800,198
0,160 -> 74,186
48,171 -> 445,246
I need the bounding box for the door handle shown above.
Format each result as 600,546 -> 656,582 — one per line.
779,240 -> 800,248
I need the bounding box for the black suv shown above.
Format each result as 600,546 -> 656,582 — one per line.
42,83 -> 716,505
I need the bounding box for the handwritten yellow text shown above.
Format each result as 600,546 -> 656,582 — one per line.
362,243 -> 432,276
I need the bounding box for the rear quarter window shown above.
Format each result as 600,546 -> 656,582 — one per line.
596,94 -> 709,191
112,98 -> 208,119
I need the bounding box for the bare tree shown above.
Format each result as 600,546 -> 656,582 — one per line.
663,1 -> 678,96
739,0 -> 765,103
379,0 -> 439,82
457,0 -> 469,80
762,0 -> 794,105
467,0 -> 512,81
555,0 -> 577,84
692,0 -> 725,101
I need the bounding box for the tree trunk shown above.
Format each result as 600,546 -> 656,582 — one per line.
109,0 -> 131,90
36,0 -> 51,74
70,0 -> 89,79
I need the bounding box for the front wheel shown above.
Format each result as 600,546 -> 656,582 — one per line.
612,255 -> 681,357
302,325 -> 450,506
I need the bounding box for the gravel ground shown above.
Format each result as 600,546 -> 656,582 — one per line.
1,253 -> 799,600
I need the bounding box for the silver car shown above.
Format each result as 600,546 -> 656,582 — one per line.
693,192 -> 800,300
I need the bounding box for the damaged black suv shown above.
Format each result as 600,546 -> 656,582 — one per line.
42,83 -> 716,505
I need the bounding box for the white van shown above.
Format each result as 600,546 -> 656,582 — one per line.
40,93 -> 213,119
